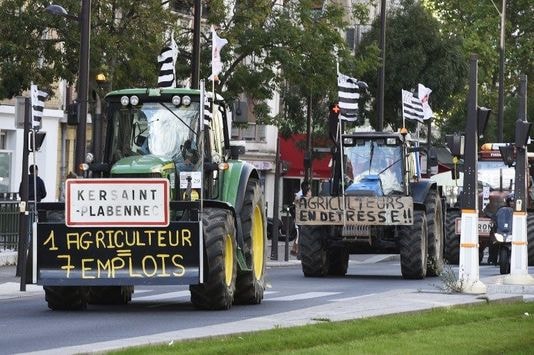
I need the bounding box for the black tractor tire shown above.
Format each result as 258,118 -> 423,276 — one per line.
234,180 -> 266,305
44,286 -> 88,310
300,225 -> 329,277
527,214 -> 534,266
499,247 -> 511,275
425,190 -> 444,276
399,210 -> 428,279
88,286 -> 134,305
444,209 -> 460,265
190,208 -> 237,310
327,247 -> 349,276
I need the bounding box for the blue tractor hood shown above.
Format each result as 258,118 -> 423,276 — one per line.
345,175 -> 384,196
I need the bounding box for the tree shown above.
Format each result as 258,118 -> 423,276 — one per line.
425,0 -> 534,142
0,0 -> 176,99
357,1 -> 466,133
0,0 -> 378,139
204,0 -> 375,136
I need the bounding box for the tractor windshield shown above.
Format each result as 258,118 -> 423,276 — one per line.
109,102 -> 200,165
478,160 -> 515,190
346,141 -> 403,194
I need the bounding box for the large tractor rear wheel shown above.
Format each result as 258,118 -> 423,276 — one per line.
399,210 -> 428,279
234,180 -> 266,305
444,209 -> 460,265
528,214 -> 534,266
190,208 -> 237,310
300,225 -> 328,277
44,286 -> 88,310
425,190 -> 444,276
88,286 -> 134,305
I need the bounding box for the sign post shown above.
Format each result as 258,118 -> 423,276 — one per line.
458,55 -> 486,294
505,74 -> 534,285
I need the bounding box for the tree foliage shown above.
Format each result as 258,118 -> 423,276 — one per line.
425,0 -> 534,142
358,1 -> 466,133
0,0 -> 380,137
0,0 -> 176,99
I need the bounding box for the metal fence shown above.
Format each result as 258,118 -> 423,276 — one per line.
0,192 -> 19,251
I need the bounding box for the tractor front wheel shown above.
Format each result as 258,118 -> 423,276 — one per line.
425,190 -> 444,276
190,208 -> 237,310
44,286 -> 88,310
399,210 -> 428,279
444,209 -> 460,265
300,225 -> 329,277
88,286 -> 134,305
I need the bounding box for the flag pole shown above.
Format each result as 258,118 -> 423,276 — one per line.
336,56 -> 346,226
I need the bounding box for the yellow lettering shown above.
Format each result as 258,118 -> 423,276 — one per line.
172,254 -> 185,276
182,229 -> 192,246
142,255 -> 158,277
156,254 -> 171,276
81,258 -> 95,279
43,230 -> 58,250
97,258 -> 111,277
57,255 -> 74,277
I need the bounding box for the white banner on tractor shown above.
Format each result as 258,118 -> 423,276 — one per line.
65,178 -> 169,227
295,196 -> 413,225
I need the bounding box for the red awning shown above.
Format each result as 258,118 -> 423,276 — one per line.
279,134 -> 332,179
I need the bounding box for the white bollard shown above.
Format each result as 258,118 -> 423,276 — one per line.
458,210 -> 486,294
504,211 -> 534,284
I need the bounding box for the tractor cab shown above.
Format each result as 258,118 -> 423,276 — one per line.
100,88 -> 229,201
343,133 -> 409,196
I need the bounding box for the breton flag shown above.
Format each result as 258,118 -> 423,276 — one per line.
337,73 -> 365,121
157,33 -> 178,88
208,26 -> 228,82
204,94 -> 212,122
417,83 -> 433,120
30,83 -> 48,130
402,89 -> 424,122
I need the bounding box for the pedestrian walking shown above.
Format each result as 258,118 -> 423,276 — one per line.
19,164 -> 46,202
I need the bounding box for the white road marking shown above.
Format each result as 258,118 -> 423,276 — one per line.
266,291 -> 341,301
330,293 -> 378,302
133,290 -> 190,301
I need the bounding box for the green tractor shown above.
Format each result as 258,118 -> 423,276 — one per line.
34,86 -> 267,310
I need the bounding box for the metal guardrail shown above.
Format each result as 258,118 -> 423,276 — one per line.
0,192 -> 20,251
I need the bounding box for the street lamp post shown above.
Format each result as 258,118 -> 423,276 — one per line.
46,1 -> 91,174
497,0 -> 506,142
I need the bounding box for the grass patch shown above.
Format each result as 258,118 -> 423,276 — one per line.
109,301 -> 534,354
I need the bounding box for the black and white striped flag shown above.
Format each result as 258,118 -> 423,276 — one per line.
204,94 -> 212,122
30,83 -> 48,130
337,73 -> 364,121
402,89 -> 424,123
157,35 -> 178,88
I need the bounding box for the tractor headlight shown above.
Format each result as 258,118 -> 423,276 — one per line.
172,95 -> 181,106
130,95 -> 139,106
182,95 -> 191,106
120,96 -> 129,106
85,152 -> 94,163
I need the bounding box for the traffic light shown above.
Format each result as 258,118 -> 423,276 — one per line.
29,131 -> 46,152
67,102 -> 79,125
477,106 -> 491,139
445,133 -> 464,158
515,119 -> 532,148
498,144 -> 515,167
